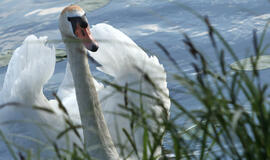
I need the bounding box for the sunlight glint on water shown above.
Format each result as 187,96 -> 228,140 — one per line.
1,0 -> 270,154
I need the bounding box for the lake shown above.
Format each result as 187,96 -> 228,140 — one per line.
1,0 -> 270,154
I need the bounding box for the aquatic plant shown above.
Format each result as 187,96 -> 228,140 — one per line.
1,2 -> 270,160
154,12 -> 270,160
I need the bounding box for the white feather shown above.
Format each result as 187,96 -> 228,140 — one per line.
0,35 -> 81,160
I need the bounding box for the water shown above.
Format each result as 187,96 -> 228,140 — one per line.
1,0 -> 270,155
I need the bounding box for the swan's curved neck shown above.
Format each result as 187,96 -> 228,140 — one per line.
63,37 -> 119,160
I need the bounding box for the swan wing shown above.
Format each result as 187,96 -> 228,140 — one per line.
90,23 -> 170,157
0,35 -> 64,159
90,23 -> 170,113
0,35 -> 55,105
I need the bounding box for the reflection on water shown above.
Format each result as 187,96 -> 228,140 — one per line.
1,0 -> 270,154
0,0 -> 110,52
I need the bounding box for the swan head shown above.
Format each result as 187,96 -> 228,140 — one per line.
59,5 -> 99,52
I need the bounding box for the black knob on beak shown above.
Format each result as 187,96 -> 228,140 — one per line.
80,21 -> 88,28
91,43 -> 99,52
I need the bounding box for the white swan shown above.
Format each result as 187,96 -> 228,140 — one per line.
0,5 -> 170,160
0,36 -> 82,159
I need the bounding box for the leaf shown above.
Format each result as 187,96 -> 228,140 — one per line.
57,124 -> 82,140
230,55 -> 270,71
122,128 -> 139,158
0,49 -> 67,68
76,0 -> 110,12
32,106 -> 55,114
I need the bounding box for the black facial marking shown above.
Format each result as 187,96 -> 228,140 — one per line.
81,29 -> 85,36
80,20 -> 88,28
67,16 -> 88,35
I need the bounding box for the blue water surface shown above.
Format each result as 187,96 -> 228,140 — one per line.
1,0 -> 270,153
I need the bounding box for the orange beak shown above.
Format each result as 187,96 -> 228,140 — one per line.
75,23 -> 99,52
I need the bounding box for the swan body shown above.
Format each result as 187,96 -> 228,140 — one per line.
0,5 -> 170,160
